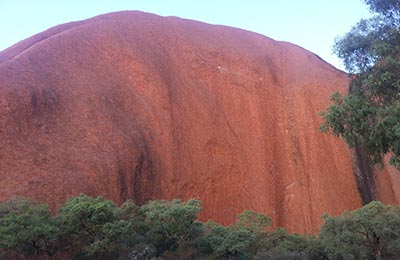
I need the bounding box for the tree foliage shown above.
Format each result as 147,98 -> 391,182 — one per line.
199,221 -> 257,259
57,194 -> 138,259
141,199 -> 203,258
1,195 -> 399,259
0,198 -> 59,259
318,201 -> 400,260
236,210 -> 271,233
321,0 -> 400,169
254,227 -> 310,259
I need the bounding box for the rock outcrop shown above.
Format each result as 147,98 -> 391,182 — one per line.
0,11 -> 398,233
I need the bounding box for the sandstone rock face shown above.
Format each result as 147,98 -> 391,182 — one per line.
0,11 -> 398,233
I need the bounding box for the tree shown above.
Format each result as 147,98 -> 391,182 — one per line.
318,201 -> 400,260
253,227 -> 310,259
236,210 -> 271,233
0,198 -> 59,259
141,199 -> 203,257
321,0 -> 400,169
57,194 -> 136,259
199,221 -> 256,260
199,210 -> 272,259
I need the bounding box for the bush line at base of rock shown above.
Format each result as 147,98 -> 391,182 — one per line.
0,194 -> 399,259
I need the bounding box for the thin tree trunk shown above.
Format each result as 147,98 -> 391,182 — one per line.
373,232 -> 382,260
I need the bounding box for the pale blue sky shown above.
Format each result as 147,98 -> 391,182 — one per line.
0,0 -> 370,69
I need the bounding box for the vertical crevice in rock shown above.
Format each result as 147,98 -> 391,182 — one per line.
352,144 -> 376,204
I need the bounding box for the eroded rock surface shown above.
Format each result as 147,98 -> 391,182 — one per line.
1,11 -> 398,233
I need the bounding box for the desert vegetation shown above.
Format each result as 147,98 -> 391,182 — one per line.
0,195 -> 399,259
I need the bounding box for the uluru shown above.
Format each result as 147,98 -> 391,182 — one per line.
0,11 -> 398,234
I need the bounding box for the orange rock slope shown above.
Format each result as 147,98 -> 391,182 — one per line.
0,11 -> 398,233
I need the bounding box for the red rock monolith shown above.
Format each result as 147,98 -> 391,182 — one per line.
0,11 -> 398,233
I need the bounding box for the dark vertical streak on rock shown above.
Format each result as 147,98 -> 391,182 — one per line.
132,146 -> 156,205
117,163 -> 128,203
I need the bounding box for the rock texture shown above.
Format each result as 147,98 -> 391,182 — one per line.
0,11 -> 398,233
